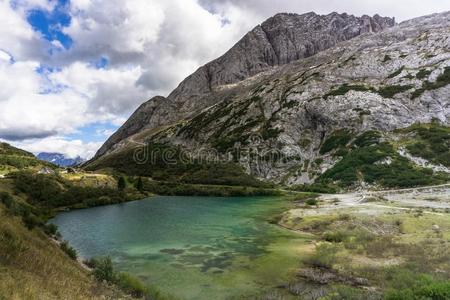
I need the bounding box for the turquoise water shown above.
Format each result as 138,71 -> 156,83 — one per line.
51,196 -> 308,299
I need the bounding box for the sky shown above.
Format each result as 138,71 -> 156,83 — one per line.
0,0 -> 449,159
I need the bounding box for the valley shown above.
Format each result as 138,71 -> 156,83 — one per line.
0,8 -> 449,300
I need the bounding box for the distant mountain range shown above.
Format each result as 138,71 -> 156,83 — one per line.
37,152 -> 84,167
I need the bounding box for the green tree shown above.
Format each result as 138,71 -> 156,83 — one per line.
117,176 -> 126,191
135,177 -> 143,191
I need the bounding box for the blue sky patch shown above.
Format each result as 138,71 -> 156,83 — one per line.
26,0 -> 73,49
65,122 -> 119,143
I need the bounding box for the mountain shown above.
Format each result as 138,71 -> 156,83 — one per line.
94,12 -> 395,158
37,152 -> 84,167
0,143 -> 56,174
86,11 -> 450,189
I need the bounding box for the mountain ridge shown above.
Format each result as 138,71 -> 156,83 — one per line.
87,11 -> 450,189
37,152 -> 84,167
95,11 -> 395,158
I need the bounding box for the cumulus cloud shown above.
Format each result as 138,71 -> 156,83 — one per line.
200,0 -> 450,22
9,136 -> 102,159
0,0 -> 49,61
1,0 -> 449,158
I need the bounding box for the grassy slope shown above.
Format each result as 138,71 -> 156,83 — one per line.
296,123 -> 450,192
0,142 -> 56,175
85,143 -> 267,188
0,181 -> 126,300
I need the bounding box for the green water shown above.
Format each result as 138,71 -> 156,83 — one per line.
51,196 -> 308,299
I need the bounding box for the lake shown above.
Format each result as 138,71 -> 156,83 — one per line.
51,196 -> 309,299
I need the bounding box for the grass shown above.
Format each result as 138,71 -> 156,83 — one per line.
289,211 -> 450,299
0,203 -> 126,299
0,142 -> 56,172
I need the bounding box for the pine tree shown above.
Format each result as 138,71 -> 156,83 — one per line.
136,177 -> 144,191
118,176 -> 126,191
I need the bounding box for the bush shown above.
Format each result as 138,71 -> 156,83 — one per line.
90,256 -> 164,299
320,130 -> 352,154
323,231 -> 346,243
292,183 -> 338,194
412,67 -> 450,99
324,84 -> 374,99
118,176 -> 126,191
318,142 -> 447,188
0,192 -> 14,208
416,69 -> 432,79
92,256 -> 115,282
303,243 -> 340,269
60,241 -> 77,260
377,84 -> 413,98
44,223 -> 58,236
115,272 -> 149,298
383,269 -> 450,300
22,214 -> 42,230
306,198 -> 318,206
387,66 -> 404,79
135,177 -> 144,191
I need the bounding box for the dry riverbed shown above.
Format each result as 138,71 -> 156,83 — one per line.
277,185 -> 450,299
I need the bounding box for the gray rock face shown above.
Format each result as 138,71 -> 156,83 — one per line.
95,12 -> 395,158
91,11 -> 450,187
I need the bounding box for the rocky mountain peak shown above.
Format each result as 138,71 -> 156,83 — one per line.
94,12 -> 396,158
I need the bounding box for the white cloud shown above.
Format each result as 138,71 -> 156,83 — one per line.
0,57 -> 91,140
10,136 -> 102,159
0,0 -> 48,61
49,62 -> 150,117
1,0 -> 449,157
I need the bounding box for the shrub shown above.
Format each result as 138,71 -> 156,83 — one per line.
115,272 -> 149,298
118,176 -> 126,191
306,198 -> 318,206
44,223 -> 58,236
303,243 -> 340,269
416,69 -> 432,79
324,84 -> 374,99
93,256 -> 115,282
377,85 -> 413,98
383,269 -> 450,300
291,183 -> 339,194
387,66 -> 404,79
412,66 -> 450,98
353,131 -> 381,147
0,192 -> 14,208
404,123 -> 450,167
22,214 -> 42,230
135,177 -> 144,191
318,141 -> 447,188
320,130 -> 352,154
323,231 -> 346,243
60,241 -> 77,260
